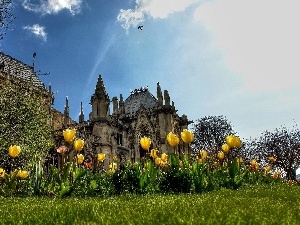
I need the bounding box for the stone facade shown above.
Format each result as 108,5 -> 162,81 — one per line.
64,75 -> 192,168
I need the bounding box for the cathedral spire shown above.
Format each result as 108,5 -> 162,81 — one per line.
79,102 -> 84,123
94,75 -> 108,99
64,96 -> 70,127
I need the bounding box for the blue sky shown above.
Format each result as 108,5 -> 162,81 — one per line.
2,0 -> 300,140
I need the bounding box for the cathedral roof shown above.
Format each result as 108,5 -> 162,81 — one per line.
0,52 -> 45,90
124,87 -> 157,114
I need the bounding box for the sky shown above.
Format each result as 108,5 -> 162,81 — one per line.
1,0 -> 300,141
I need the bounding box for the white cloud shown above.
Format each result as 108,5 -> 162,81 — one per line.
117,0 -> 199,32
194,0 -> 300,92
22,0 -> 82,15
23,24 -> 47,41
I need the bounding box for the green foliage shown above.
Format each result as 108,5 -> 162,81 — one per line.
0,81 -> 53,170
50,161 -> 87,198
159,154 -> 193,193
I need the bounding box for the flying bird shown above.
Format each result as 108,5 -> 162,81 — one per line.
138,25 -> 143,30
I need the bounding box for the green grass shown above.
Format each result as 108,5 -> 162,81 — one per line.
1,183 -> 299,225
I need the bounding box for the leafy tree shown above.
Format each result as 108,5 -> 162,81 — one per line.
0,0 -> 15,40
0,79 -> 54,171
247,125 -> 300,180
192,115 -> 236,155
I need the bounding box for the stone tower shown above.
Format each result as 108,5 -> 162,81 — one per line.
86,76 -> 192,168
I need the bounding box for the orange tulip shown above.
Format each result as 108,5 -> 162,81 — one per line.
181,129 -> 194,144
167,132 -> 180,147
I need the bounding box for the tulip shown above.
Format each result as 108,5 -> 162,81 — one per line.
155,157 -> 162,166
63,128 -> 76,143
225,135 -> 242,148
217,151 -> 224,160
8,145 -> 21,158
181,129 -> 194,144
17,170 -> 29,179
57,146 -> 68,154
140,136 -> 151,150
150,149 -> 158,159
179,160 -> 183,167
221,143 -> 230,153
167,132 -> 180,147
0,168 -> 5,178
113,155 -> 118,162
77,154 -> 84,165
161,153 -> 168,162
109,162 -> 117,172
197,158 -> 203,164
97,153 -> 105,162
199,150 -> 207,159
268,156 -> 276,162
251,159 -> 257,166
74,139 -> 84,152
237,157 -> 243,164
265,165 -> 272,173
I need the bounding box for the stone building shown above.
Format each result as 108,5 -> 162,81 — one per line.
0,52 -> 192,169
64,75 -> 192,168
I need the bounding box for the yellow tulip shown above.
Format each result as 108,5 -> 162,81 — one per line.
17,170 -> 29,179
197,158 -> 203,164
109,162 -> 117,172
167,132 -> 180,147
179,160 -> 183,167
74,139 -> 84,151
0,168 -> 5,178
97,153 -> 105,162
8,145 -> 21,158
251,159 -> 257,166
225,135 -> 242,148
265,166 -> 272,173
181,129 -> 194,144
155,157 -> 162,166
217,151 -> 224,160
161,153 -> 168,162
63,128 -> 76,143
140,136 -> 151,150
77,154 -> 84,165
237,157 -> 243,163
150,149 -> 158,159
199,150 -> 207,159
221,143 -> 230,153
113,155 -> 118,162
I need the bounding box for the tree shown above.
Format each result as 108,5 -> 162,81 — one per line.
0,79 -> 54,171
192,115 -> 236,155
247,125 -> 300,180
0,0 -> 15,40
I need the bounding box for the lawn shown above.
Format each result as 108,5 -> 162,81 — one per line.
1,183 -> 299,225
